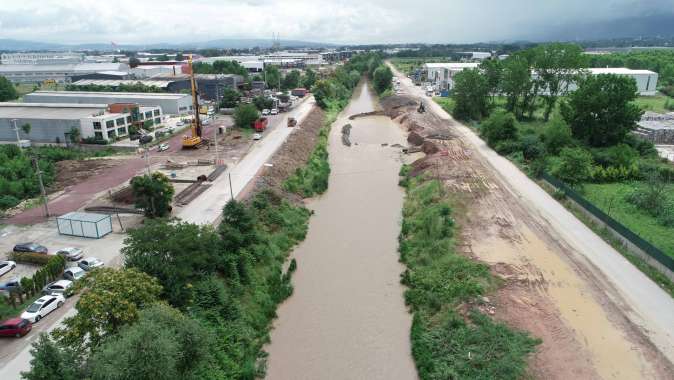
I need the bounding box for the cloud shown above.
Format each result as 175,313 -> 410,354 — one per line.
1,0 -> 673,44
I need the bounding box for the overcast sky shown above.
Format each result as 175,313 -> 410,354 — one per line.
1,0 -> 673,45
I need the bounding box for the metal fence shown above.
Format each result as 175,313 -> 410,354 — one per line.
541,172 -> 674,272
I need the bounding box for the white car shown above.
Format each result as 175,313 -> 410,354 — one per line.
0,261 -> 16,277
78,257 -> 104,271
42,279 -> 73,296
63,267 -> 86,281
253,133 -> 262,141
56,247 -> 83,261
158,143 -> 170,152
261,109 -> 270,116
21,294 -> 65,323
270,108 -> 279,115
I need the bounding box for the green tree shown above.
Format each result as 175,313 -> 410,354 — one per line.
20,123 -> 31,136
129,57 -> 140,68
122,219 -> 220,308
217,199 -> 258,281
53,268 -> 162,352
302,68 -> 317,89
156,54 -> 169,62
282,70 -> 301,90
175,52 -> 184,61
542,117 -> 574,155
452,68 -> 490,121
88,304 -> 220,380
479,59 -> 502,102
253,95 -> 273,111
312,79 -> 334,108
233,103 -> 260,128
219,88 -> 240,108
561,74 -> 642,147
22,334 -> 83,380
0,76 -> 18,101
67,127 -> 80,144
551,147 -> 593,184
500,55 -> 533,119
480,110 -> 519,147
130,172 -> 175,218
372,65 -> 393,94
263,65 -> 281,89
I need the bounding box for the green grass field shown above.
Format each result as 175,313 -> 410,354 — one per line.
390,57 -> 452,75
15,82 -> 64,98
632,94 -> 674,113
583,182 -> 674,260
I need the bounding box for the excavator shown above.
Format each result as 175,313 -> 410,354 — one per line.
182,55 -> 203,148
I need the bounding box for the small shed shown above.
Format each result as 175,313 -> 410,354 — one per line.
56,212 -> 112,239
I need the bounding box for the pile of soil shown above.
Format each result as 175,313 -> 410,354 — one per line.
51,159 -> 124,192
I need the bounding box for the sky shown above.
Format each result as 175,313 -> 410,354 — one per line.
1,0 -> 673,45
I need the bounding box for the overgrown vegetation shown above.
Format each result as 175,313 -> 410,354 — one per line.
587,50 -> 674,95
130,172 -> 175,218
0,145 -> 117,211
399,171 -> 539,379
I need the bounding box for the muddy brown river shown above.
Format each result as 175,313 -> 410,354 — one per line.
264,83 -> 418,380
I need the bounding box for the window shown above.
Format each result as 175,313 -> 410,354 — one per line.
155,117 -> 161,124
105,120 -> 114,128
116,117 -> 125,126
145,111 -> 152,119
107,130 -> 116,139
153,109 -> 160,116
126,116 -> 132,123
95,131 -> 103,139
117,127 -> 127,135
93,121 -> 101,130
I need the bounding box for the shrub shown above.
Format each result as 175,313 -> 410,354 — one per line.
0,195 -> 20,210
520,134 -> 545,160
550,147 -> 593,185
480,110 -> 518,148
541,118 -> 574,155
494,140 -> 522,155
592,143 -> 638,168
9,252 -> 54,266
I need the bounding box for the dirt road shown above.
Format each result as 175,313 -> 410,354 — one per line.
389,63 -> 674,379
264,83 -> 417,379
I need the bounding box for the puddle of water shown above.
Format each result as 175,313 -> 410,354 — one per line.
473,226 -> 652,379
264,83 -> 418,380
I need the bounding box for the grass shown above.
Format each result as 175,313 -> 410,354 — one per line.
582,182 -> 674,260
433,97 -> 455,115
0,293 -> 41,320
399,170 -> 540,379
390,57 -> 453,75
632,93 -> 674,114
15,82 -> 63,98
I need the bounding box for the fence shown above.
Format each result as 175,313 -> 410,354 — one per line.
541,172 -> 674,275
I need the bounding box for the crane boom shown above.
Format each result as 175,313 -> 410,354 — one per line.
182,54 -> 203,148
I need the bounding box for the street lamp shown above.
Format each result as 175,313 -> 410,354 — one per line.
11,118 -> 21,147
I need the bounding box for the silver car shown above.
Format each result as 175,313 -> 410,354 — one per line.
56,247 -> 84,261
78,258 -> 104,271
42,280 -> 73,296
63,267 -> 86,281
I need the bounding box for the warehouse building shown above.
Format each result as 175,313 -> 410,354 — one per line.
587,68 -> 658,96
423,62 -> 480,90
24,91 -> 192,114
0,63 -> 129,84
1,52 -> 84,65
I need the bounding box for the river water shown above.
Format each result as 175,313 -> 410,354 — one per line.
264,82 -> 418,380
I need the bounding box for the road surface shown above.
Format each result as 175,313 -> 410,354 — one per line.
0,96 -> 316,379
389,63 -> 674,366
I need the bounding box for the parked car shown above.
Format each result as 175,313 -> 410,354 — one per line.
78,258 -> 104,271
13,243 -> 47,254
42,280 -> 73,296
0,278 -> 20,295
253,133 -> 262,141
21,294 -> 65,323
261,109 -> 270,116
270,108 -> 279,115
0,261 -> 16,277
63,267 -> 86,282
0,318 -> 32,338
176,121 -> 185,127
158,143 -> 170,152
55,247 -> 83,261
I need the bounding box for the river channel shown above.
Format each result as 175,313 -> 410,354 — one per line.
264,82 -> 418,380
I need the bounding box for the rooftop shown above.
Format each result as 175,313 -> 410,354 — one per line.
71,79 -> 174,88
588,67 -> 657,75
423,62 -> 480,69
0,103 -> 107,120
57,212 -> 110,222
27,91 -> 190,100
0,63 -> 128,73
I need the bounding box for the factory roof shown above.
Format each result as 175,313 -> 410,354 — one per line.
423,62 -> 480,69
71,79 -> 174,88
0,63 -> 128,73
588,67 -> 657,75
0,103 -> 107,120
27,91 -> 190,100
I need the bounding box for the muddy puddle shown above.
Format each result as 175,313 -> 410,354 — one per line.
264,83 -> 418,380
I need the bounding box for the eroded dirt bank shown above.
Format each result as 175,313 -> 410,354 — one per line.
381,94 -> 674,380
264,83 -> 417,379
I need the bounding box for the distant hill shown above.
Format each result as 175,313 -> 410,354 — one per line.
0,38 -> 336,52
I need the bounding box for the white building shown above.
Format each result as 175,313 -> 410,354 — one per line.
24,91 -> 191,114
0,63 -> 129,84
587,68 -> 659,96
423,62 -> 480,90
1,52 -> 84,65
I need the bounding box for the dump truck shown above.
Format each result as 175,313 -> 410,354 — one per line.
253,117 -> 268,132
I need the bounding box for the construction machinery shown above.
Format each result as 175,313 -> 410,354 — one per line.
182,55 -> 203,149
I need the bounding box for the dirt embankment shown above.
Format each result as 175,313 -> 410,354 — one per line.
52,158 -> 127,192
381,94 -> 674,380
245,106 -> 326,201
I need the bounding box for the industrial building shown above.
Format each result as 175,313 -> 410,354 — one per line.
1,52 -> 84,65
423,62 -> 480,90
586,68 -> 659,96
0,63 -> 129,84
24,91 -> 192,114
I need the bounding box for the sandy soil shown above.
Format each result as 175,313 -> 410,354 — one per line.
381,95 -> 674,379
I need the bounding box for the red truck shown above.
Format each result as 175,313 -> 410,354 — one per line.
253,117 -> 268,132
291,88 -> 308,97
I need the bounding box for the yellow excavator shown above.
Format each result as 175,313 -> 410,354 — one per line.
182,55 -> 203,148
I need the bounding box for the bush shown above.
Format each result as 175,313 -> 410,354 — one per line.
592,143 -> 638,168
0,195 -> 20,209
541,118 -> 574,155
480,110 -> 518,148
520,134 -> 545,160
494,140 -> 522,155
9,252 -> 54,266
233,103 -> 260,128
550,147 -> 593,185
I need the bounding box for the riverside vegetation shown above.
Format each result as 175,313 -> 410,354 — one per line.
399,167 -> 540,379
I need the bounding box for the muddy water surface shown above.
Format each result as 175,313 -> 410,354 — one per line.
265,83 -> 417,380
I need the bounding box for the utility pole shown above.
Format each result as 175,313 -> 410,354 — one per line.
32,157 -> 50,218
11,119 -> 20,147
228,172 -> 234,199
213,124 -> 219,165
143,144 -> 151,176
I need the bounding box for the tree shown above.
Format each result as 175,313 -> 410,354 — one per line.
282,70 -> 301,90
500,56 -> 532,119
175,52 -> 184,61
263,65 -> 281,89
531,43 -> 586,121
302,68 -> 317,89
372,65 -> 393,94
312,79 -> 334,108
252,95 -> 273,111
0,75 -> 18,102
480,110 -> 519,147
88,304 -> 221,380
233,103 -> 260,128
219,88 -> 240,108
21,334 -> 83,380
156,54 -> 169,62
452,68 -> 490,121
561,74 -> 642,147
122,219 -> 220,308
130,172 -> 174,218
20,123 -> 31,136
128,57 -> 141,68
550,147 -> 593,185
479,59 -> 502,102
53,268 -> 162,352
541,117 -> 574,155
217,199 -> 258,281
67,127 -> 80,144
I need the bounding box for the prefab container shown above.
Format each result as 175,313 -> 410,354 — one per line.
56,212 -> 112,239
